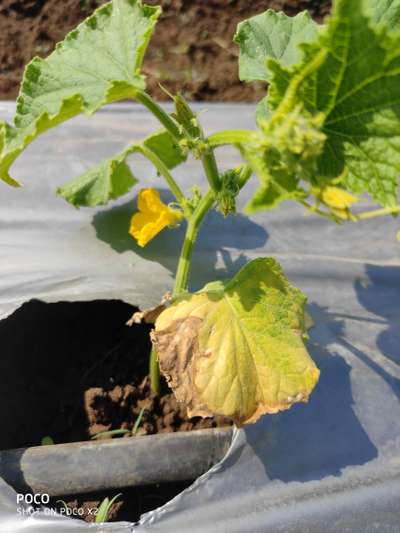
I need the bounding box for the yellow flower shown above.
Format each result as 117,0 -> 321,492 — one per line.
321,186 -> 358,209
129,188 -> 183,247
321,186 -> 358,220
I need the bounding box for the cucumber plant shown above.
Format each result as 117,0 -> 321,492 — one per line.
1,0 -> 399,425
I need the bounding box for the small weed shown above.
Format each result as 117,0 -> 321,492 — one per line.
91,407 -> 146,440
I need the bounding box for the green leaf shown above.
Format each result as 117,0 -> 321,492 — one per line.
57,129 -> 186,207
245,173 -> 303,212
153,257 -> 319,425
234,7 -> 323,208
366,0 -> 400,31
267,0 -> 400,207
234,10 -> 319,83
95,494 -> 122,524
234,2 -> 400,85
143,129 -> 186,170
244,102 -> 326,212
0,0 -> 160,186
255,96 -> 270,125
57,149 -> 137,207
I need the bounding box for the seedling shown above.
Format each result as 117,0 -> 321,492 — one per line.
40,436 -> 54,446
95,493 -> 122,523
91,407 -> 146,440
1,0 -> 399,425
56,494 -> 122,522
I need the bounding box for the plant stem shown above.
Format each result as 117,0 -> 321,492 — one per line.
299,199 -> 337,221
135,91 -> 223,198
208,130 -> 254,146
149,189 -> 215,395
136,91 -> 224,194
200,148 -> 221,193
275,49 -> 327,117
173,189 -> 215,295
135,92 -> 221,394
237,164 -> 252,189
135,90 -> 182,142
300,200 -> 400,222
149,347 -> 161,396
137,144 -> 185,205
354,205 -> 400,220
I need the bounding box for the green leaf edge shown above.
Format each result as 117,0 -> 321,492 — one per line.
0,0 -> 161,187
56,149 -> 138,208
234,9 -> 319,83
56,128 -> 187,207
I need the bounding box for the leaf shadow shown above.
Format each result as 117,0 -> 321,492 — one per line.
92,188 -> 269,291
305,265 -> 400,405
202,264 -> 399,485
223,304 -> 381,483
354,264 -> 400,369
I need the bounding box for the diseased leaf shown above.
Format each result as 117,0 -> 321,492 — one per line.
0,0 -> 160,186
234,10 -> 318,83
152,258 -> 319,425
126,292 -> 171,325
266,0 -> 400,207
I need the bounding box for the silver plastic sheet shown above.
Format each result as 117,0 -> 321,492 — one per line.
1,102 -> 399,532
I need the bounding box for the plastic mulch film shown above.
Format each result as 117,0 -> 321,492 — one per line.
1,102 -> 400,532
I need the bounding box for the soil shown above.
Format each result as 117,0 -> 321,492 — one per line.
0,299 -> 230,523
0,0 -> 331,102
0,299 -> 230,452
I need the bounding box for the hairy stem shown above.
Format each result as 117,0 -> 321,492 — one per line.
149,189 -> 215,395
136,91 -> 223,194
135,90 -> 182,142
136,90 -> 229,198
173,190 -> 215,295
299,199 -> 338,221
208,130 -> 254,147
237,164 -> 252,189
201,148 -> 221,193
149,347 -> 161,396
355,205 -> 400,220
136,144 -> 185,205
136,91 -> 221,394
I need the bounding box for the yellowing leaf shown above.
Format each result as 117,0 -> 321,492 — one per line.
152,258 -> 319,425
129,188 -> 183,247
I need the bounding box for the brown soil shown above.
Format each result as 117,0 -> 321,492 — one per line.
0,0 -> 331,102
0,299 -> 229,523
0,299 -> 229,452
